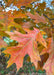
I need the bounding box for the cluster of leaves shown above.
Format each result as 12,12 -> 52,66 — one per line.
0,0 -> 54,75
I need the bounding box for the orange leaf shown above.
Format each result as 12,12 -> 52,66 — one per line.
40,38 -> 52,55
3,28 -> 47,71
26,12 -> 47,24
40,38 -> 54,75
43,49 -> 54,75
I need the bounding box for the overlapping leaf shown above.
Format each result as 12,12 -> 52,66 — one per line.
2,28 -> 47,71
43,38 -> 54,75
26,12 -> 47,24
40,38 -> 54,75
43,51 -> 54,75
0,10 -> 27,31
40,38 -> 52,55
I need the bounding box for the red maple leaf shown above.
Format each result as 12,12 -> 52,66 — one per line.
2,28 -> 47,71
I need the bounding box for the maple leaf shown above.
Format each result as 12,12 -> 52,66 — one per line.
0,10 -> 27,31
43,51 -> 54,75
7,10 -> 27,22
26,12 -> 47,24
7,10 -> 27,30
40,38 -> 52,55
43,48 -> 54,75
2,28 -> 47,71
40,38 -> 54,75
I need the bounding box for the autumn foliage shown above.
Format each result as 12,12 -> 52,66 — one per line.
0,0 -> 54,75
